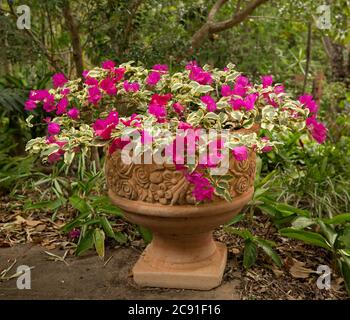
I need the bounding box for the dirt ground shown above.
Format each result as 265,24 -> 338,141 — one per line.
0,241 -> 348,300
0,244 -> 241,300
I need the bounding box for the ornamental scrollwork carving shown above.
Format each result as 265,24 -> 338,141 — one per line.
105,150 -> 256,205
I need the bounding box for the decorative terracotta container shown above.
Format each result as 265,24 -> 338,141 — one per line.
106,135 -> 256,290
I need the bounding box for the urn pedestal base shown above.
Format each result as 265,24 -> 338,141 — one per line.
133,241 -> 227,290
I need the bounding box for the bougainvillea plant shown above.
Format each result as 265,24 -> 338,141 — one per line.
25,60 -> 327,203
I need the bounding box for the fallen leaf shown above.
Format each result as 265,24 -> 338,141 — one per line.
26,220 -> 43,227
230,248 -> 240,254
272,267 -> 284,278
14,216 -> 26,224
35,224 -> 46,232
289,258 -> 314,279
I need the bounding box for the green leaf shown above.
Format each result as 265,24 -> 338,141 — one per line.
69,195 -> 92,214
24,198 -> 65,211
257,203 -> 279,218
243,240 -> 257,269
324,214 -> 350,225
254,238 -> 282,267
291,217 -> 315,229
138,225 -> 152,244
339,228 -> 350,249
339,255 -> 350,295
93,228 -> 105,258
274,203 -> 310,217
225,213 -> 245,226
195,85 -> 213,94
100,216 -> 115,239
318,220 -> 338,246
75,229 -> 94,256
226,228 -> 253,240
279,228 -> 331,250
114,231 -> 127,244
214,186 -> 232,202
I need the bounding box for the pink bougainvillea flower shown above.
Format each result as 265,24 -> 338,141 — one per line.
85,76 -> 99,86
232,146 -> 248,161
150,93 -> 172,106
172,102 -> 185,114
186,61 -> 213,85
146,71 -> 161,86
88,86 -> 102,105
299,94 -> 318,114
221,85 -> 232,97
178,121 -> 192,130
106,111 -> 119,125
236,75 -> 249,87
67,108 -> 79,119
274,85 -> 285,94
261,75 -> 273,88
100,78 -> 117,96
68,229 -> 80,239
102,60 -> 116,70
185,171 -> 214,201
61,88 -> 70,96
244,93 -> 258,111
29,89 -> 50,101
200,95 -> 217,112
232,84 -> 247,97
149,103 -> 166,118
52,73 -> 68,89
82,70 -> 89,78
306,116 -> 327,144
43,94 -> 56,113
93,111 -> 119,140
188,65 -> 213,85
123,80 -> 140,92
261,136 -> 273,152
112,67 -> 126,82
24,100 -> 37,111
229,97 -> 245,111
121,113 -> 141,127
108,137 -> 130,155
48,122 -> 60,135
56,97 -> 69,115
48,149 -> 64,163
152,64 -> 168,73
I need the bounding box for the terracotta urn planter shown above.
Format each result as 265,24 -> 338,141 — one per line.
105,139 -> 256,290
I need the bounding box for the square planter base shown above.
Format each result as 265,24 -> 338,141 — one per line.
132,242 -> 227,290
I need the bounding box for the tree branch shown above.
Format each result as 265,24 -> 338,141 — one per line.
191,0 -> 269,50
208,0 -> 228,21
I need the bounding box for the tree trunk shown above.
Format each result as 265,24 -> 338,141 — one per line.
322,36 -> 347,82
62,0 -> 84,77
